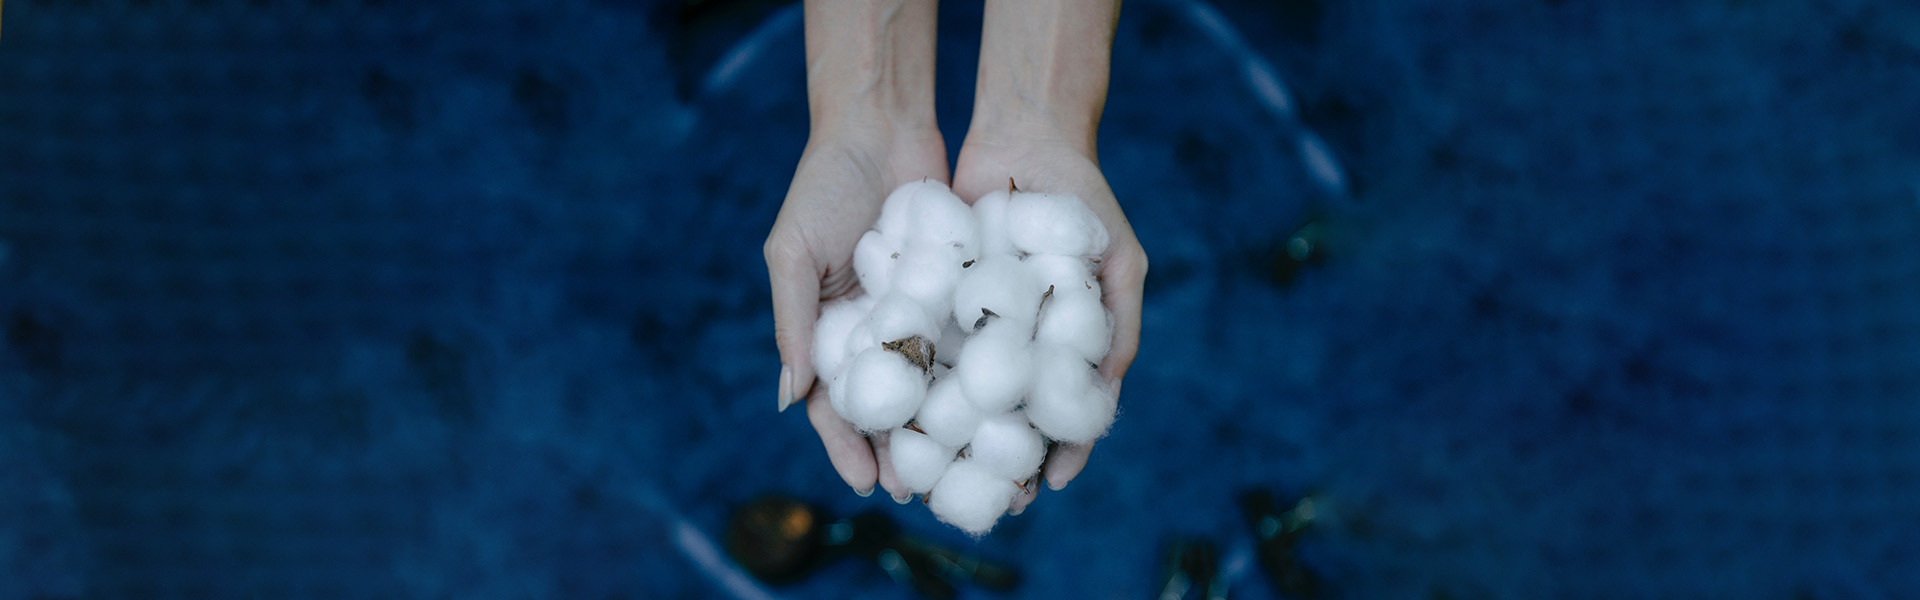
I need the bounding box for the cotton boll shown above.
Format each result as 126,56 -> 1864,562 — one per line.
854,230 -> 898,296
1035,288 -> 1113,363
915,376 -> 985,448
911,185 -> 978,253
866,293 -> 938,346
812,294 -> 872,381
928,459 -> 1021,535
1022,254 -> 1099,299
830,347 -> 929,432
892,245 -> 963,323
1026,344 -> 1116,444
877,180 -> 948,245
972,190 -> 1015,257
889,428 -> 957,494
1008,191 -> 1110,258
956,318 -> 1035,413
951,256 -> 1043,333
969,412 -> 1047,481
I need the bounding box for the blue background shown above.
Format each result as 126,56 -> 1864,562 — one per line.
3,0 -> 1918,598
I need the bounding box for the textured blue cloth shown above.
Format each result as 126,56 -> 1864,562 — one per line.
2,0 -> 1917,598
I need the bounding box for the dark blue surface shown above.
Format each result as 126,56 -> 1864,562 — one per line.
3,0 -> 1919,598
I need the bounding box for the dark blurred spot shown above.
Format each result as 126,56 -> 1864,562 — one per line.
513,67 -> 572,135
658,0 -> 795,101
361,67 -> 416,132
573,484 -> 603,510
1174,132 -> 1231,196
8,310 -> 61,372
408,331 -> 475,422
1274,0 -> 1325,44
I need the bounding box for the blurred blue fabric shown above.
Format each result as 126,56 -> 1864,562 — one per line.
2,0 -> 1918,598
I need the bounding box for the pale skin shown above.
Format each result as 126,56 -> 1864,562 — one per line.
764,0 -> 1145,513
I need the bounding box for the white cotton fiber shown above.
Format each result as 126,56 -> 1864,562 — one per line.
813,294 -> 875,381
854,230 -> 898,296
1008,192 -> 1110,258
969,412 -> 1047,481
1035,288 -> 1112,363
971,190 -> 1015,257
951,255 -> 1043,333
915,375 -> 985,447
928,459 -> 1021,535
889,427 -> 957,494
876,180 -> 944,245
956,317 -> 1035,414
1022,254 -> 1099,300
830,347 -> 929,432
1026,344 -> 1116,444
910,185 -> 978,253
866,293 -> 937,345
891,245 -> 963,323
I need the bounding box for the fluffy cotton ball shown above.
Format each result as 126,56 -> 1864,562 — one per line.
951,255 -> 1043,333
972,190 -> 1015,257
889,427 -> 957,494
911,185 -> 978,253
876,180 -> 946,245
915,375 -> 985,448
830,347 -> 929,432
956,317 -> 1035,414
1035,287 -> 1112,363
1022,254 -> 1099,299
928,459 -> 1021,536
866,293 -> 938,345
1008,192 -> 1110,258
969,412 -> 1047,481
1026,344 -> 1116,444
854,230 -> 898,296
892,245 -> 964,323
813,294 -> 875,381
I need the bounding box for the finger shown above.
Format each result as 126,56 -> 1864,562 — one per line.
1098,244 -> 1147,385
871,431 -> 912,503
1043,442 -> 1095,491
807,385 -> 877,495
766,232 -> 821,412
1008,476 -> 1040,515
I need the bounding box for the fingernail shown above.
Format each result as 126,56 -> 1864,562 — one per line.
1048,476 -> 1069,492
893,493 -> 912,505
854,486 -> 874,498
1008,504 -> 1025,516
777,365 -> 795,413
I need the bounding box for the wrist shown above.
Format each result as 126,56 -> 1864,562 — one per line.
804,0 -> 940,137
967,0 -> 1118,157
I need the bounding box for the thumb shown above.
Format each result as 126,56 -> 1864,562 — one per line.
766,236 -> 820,413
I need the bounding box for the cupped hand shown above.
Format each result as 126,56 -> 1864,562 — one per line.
952,129 -> 1148,513
766,124 -> 948,499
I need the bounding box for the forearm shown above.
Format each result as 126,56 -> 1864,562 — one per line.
803,0 -> 941,134
969,0 -> 1120,153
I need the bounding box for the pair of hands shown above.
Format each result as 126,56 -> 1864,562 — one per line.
763,0 -> 1142,514
765,121 -> 1146,512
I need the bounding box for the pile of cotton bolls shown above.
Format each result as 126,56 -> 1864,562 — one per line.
811,180 -> 1119,536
